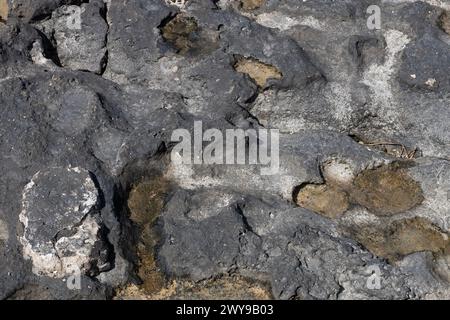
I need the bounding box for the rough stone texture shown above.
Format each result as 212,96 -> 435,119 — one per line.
0,0 -> 449,300
19,167 -> 110,277
36,1 -> 108,74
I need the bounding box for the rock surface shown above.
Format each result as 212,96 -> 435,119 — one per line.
0,0 -> 449,300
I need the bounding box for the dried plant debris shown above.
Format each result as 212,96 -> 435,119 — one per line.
234,57 -> 282,88
350,135 -> 418,159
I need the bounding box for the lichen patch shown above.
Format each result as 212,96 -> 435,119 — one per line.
241,0 -> 265,11
128,179 -> 169,226
115,275 -> 272,300
0,0 -> 8,22
234,57 -> 282,88
350,165 -> 423,216
127,177 -> 170,294
160,14 -> 199,55
349,217 -> 449,262
295,184 -> 350,219
439,11 -> 450,34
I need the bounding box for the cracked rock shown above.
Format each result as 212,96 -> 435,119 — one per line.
19,166 -> 111,278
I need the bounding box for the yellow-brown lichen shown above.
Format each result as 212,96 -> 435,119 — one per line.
234,57 -> 282,88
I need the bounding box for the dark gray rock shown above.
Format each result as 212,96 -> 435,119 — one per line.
0,0 -> 449,300
399,32 -> 450,92
19,166 -> 110,277
36,1 -> 108,74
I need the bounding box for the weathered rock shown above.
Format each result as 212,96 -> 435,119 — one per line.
19,167 -> 111,277
0,0 -> 450,301
48,87 -> 100,136
158,189 -> 414,299
432,247 -> 450,283
36,2 -> 108,74
399,33 -> 450,92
